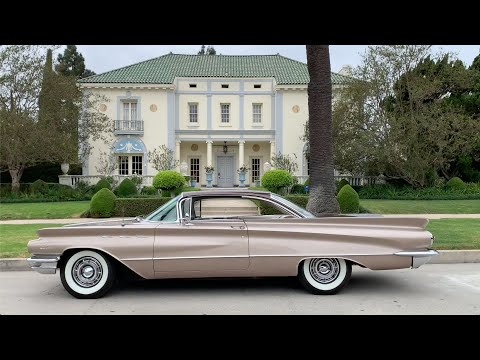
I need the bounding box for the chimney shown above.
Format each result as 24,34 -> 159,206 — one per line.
339,65 -> 352,77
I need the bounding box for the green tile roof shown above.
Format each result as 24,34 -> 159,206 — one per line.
79,54 -> 351,85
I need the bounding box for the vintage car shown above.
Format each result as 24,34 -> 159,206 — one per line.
27,190 -> 438,299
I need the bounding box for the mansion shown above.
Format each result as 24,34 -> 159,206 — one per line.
75,54 -> 351,187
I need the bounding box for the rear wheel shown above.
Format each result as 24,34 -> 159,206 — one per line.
298,258 -> 351,295
60,250 -> 116,299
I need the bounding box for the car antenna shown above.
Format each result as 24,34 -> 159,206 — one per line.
122,206 -> 125,227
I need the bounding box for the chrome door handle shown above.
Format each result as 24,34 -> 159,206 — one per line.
230,225 -> 245,230
184,223 -> 194,226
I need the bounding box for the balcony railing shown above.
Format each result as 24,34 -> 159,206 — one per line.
114,120 -> 144,134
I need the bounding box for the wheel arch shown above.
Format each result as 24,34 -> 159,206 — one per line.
59,247 -> 145,279
296,256 -> 366,275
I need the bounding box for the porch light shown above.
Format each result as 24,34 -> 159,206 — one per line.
223,141 -> 228,154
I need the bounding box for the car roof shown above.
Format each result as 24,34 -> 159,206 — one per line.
182,189 -> 272,198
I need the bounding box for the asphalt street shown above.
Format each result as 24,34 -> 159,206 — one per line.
1,264 -> 479,315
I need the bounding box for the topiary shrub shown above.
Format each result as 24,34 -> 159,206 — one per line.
90,188 -> 117,218
153,171 -> 186,192
446,177 -> 466,190
337,184 -> 360,214
261,170 -> 293,194
141,186 -> 158,195
116,178 -> 137,197
94,178 -> 111,194
336,179 -> 350,193
30,179 -> 49,195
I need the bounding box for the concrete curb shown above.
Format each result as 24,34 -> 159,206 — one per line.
0,258 -> 30,271
1,250 -> 479,272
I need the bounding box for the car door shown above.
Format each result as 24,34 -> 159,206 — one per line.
153,197 -> 249,273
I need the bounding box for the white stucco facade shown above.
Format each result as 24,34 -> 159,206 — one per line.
78,55 -> 348,187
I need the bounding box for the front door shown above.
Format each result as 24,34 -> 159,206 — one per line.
153,219 -> 249,273
217,155 -> 234,187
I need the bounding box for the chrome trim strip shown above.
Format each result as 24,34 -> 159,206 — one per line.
395,250 -> 439,257
124,255 -> 249,261
27,257 -> 60,263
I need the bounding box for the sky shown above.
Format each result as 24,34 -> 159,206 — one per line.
76,45 -> 480,75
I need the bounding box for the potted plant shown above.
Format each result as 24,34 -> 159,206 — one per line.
205,166 -> 215,188
237,164 -> 250,188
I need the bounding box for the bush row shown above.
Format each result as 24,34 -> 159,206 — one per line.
358,182 -> 480,200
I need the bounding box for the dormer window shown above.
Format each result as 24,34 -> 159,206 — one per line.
189,84 -> 197,88
221,84 -> 229,89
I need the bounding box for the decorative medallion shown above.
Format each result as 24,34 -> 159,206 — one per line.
292,105 -> 300,113
252,144 -> 260,152
150,104 -> 157,112
191,144 -> 199,151
99,104 -> 107,112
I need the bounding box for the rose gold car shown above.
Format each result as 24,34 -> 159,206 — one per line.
27,190 -> 438,299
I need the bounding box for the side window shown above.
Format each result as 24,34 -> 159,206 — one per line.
190,197 -> 290,219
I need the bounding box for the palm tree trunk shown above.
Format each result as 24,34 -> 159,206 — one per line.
305,45 -> 340,216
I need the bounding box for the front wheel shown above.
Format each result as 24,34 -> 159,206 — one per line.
60,250 -> 116,299
298,258 -> 351,295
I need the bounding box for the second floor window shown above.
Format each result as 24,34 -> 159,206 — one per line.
221,104 -> 230,123
189,103 -> 198,123
123,102 -> 137,121
253,103 -> 262,123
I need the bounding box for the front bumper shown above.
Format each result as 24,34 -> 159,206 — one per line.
27,255 -> 60,274
395,250 -> 439,268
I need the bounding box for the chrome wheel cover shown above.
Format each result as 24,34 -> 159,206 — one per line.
309,258 -> 341,284
72,256 -> 103,288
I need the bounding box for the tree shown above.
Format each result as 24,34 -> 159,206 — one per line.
332,46 -> 480,187
0,45 -> 110,191
55,45 -> 96,79
0,45 -> 49,191
270,152 -> 298,174
197,45 -> 216,55
148,145 -> 179,171
305,45 -> 340,215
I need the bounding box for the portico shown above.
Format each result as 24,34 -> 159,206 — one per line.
176,139 -> 274,187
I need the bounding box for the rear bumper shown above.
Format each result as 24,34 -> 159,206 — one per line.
395,250 -> 439,268
27,255 -> 60,274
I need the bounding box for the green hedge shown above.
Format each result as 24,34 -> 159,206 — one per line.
337,185 -> 360,213
261,170 -> 294,193
113,197 -> 173,217
446,177 -> 466,190
153,171 -> 186,190
116,178 -> 137,197
94,178 -> 111,194
90,188 -> 117,218
358,183 -> 480,200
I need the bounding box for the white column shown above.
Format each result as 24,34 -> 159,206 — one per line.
206,141 -> 213,166
175,141 -> 181,172
238,141 -> 245,168
270,140 -> 276,160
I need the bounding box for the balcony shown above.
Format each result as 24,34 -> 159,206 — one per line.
114,120 -> 144,135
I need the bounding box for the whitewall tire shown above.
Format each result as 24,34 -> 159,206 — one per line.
60,250 -> 116,299
298,258 -> 351,295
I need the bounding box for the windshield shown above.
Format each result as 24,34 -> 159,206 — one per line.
144,195 -> 180,222
271,194 -> 315,218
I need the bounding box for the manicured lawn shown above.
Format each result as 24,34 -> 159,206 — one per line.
361,199 -> 480,214
1,219 -> 478,258
0,201 -> 89,220
0,224 -> 63,258
428,219 -> 480,250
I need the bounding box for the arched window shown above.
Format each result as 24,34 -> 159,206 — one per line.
112,137 -> 148,176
